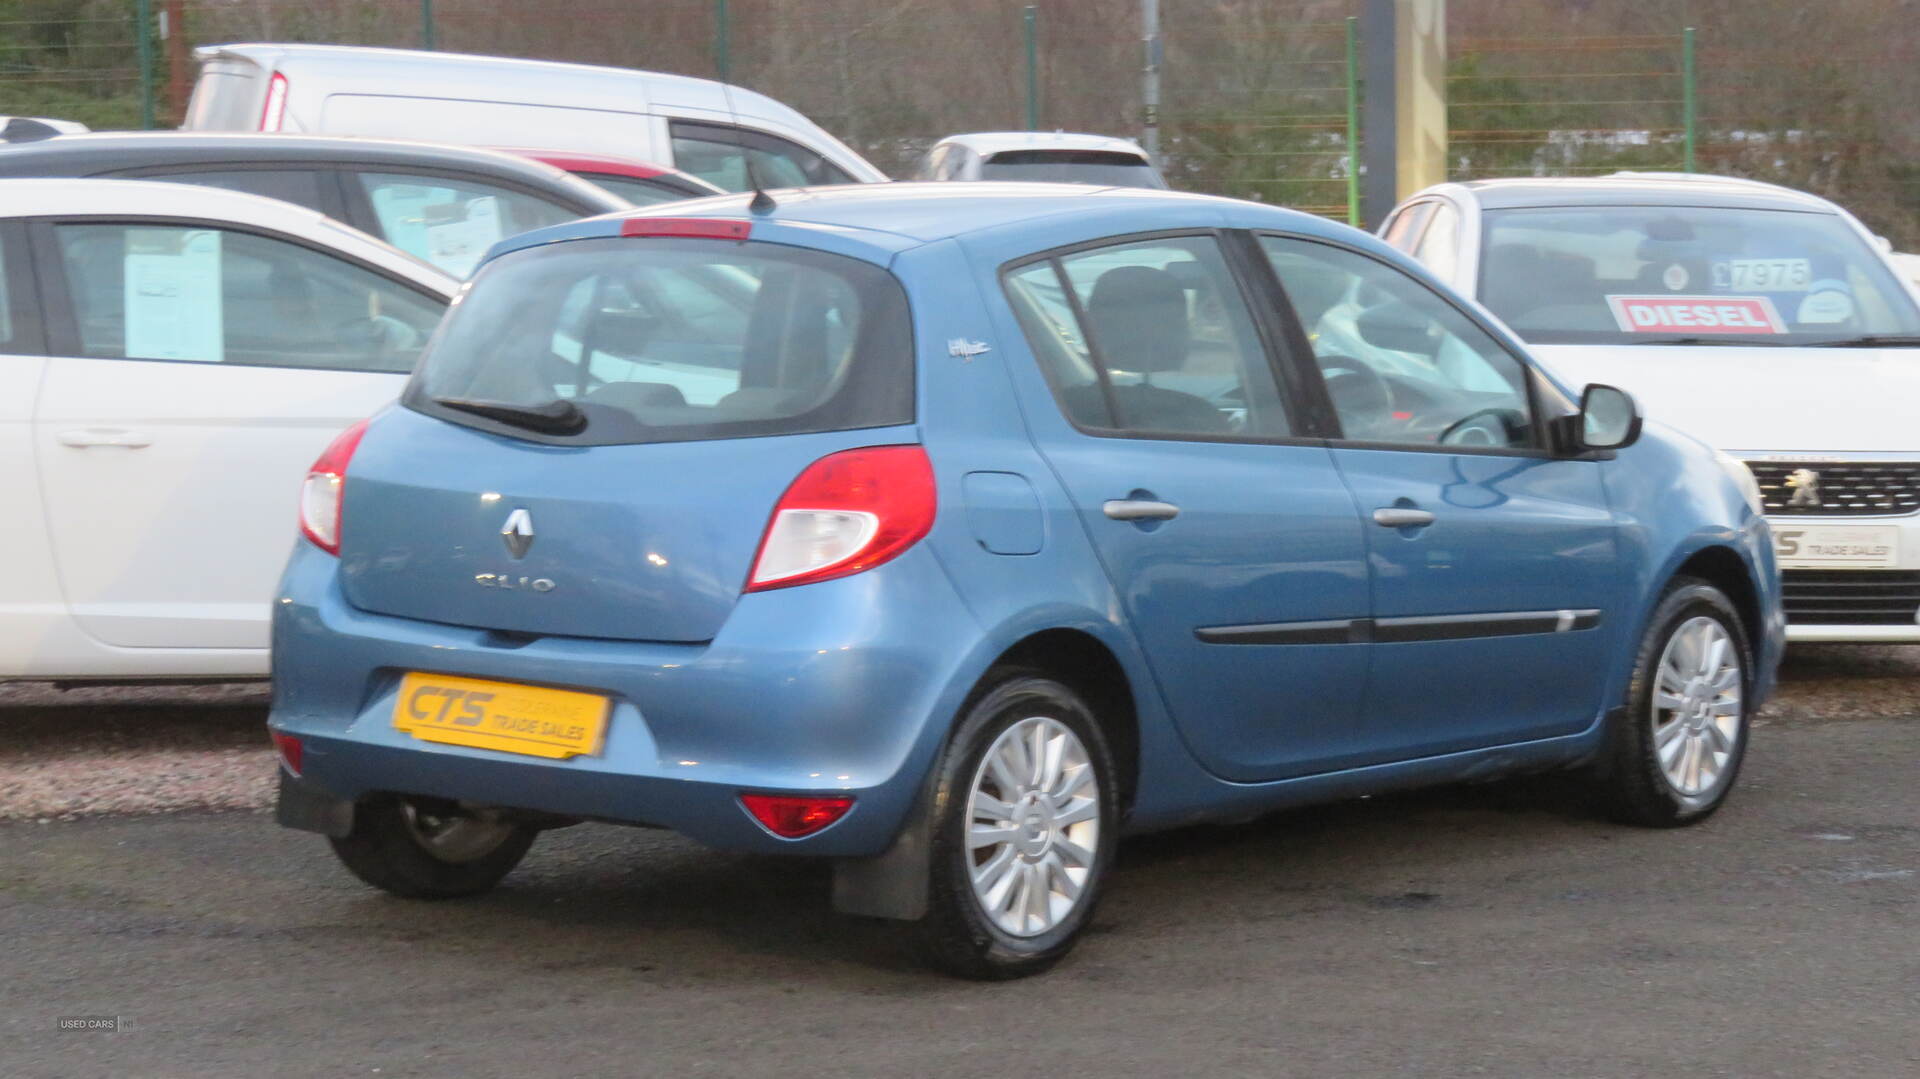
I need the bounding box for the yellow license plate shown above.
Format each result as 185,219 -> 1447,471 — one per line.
392,672 -> 610,760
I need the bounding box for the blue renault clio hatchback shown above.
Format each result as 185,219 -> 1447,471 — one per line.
271,184 -> 1784,978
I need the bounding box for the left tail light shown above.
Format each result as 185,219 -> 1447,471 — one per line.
745,445 -> 936,592
298,420 -> 369,556
258,71 -> 289,132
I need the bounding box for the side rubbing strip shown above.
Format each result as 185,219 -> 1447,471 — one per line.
1194,619 -> 1364,645
1372,609 -> 1602,643
1196,610 -> 1600,646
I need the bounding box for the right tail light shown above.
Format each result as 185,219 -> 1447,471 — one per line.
745,445 -> 936,592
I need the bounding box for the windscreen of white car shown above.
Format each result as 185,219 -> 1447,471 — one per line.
978,150 -> 1167,189
1478,205 -> 1920,346
408,235 -> 911,445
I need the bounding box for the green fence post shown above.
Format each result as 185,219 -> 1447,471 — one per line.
1024,6 -> 1039,131
1345,16 -> 1361,226
1682,26 -> 1697,173
420,0 -> 436,49
134,0 -> 156,129
715,0 -> 731,81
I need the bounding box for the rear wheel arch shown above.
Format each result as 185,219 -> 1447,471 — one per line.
831,626 -> 1140,924
982,628 -> 1141,816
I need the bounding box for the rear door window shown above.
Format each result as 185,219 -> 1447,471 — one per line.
574,173 -> 690,206
0,225 -> 35,352
355,172 -> 581,277
1382,201 -> 1434,249
668,121 -> 854,191
52,223 -> 444,373
410,235 -> 911,445
1003,234 -> 1294,439
124,168 -> 328,215
1412,201 -> 1462,285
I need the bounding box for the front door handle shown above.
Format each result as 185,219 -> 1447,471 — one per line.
1372,507 -> 1435,528
1103,499 -> 1181,522
58,428 -> 154,449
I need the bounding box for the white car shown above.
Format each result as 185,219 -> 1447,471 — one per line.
910,132 -> 1166,188
1379,172 -> 1920,643
0,179 -> 457,681
183,44 -> 888,191
1889,251 -> 1920,292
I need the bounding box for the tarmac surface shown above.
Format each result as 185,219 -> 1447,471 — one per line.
1,649 -> 1915,1077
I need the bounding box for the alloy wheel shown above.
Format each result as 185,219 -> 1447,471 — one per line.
1650,615 -> 1744,797
966,716 -> 1102,937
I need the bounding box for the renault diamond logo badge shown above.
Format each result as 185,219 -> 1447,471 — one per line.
501,508 -> 535,559
1785,469 -> 1822,509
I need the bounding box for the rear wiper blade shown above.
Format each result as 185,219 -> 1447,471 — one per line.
1806,334 -> 1920,348
433,396 -> 587,435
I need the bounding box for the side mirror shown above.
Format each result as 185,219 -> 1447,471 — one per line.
1354,302 -> 1434,354
1575,383 -> 1642,451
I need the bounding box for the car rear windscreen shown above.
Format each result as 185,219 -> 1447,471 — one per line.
407,235 -> 913,445
183,68 -> 262,130
979,149 -> 1166,189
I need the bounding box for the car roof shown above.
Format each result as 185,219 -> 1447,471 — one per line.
936,131 -> 1149,159
196,43 -> 825,137
489,181 -> 1386,268
0,132 -> 626,206
0,176 -> 459,293
1455,173 -> 1839,214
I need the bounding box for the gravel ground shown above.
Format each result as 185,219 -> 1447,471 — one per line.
0,682 -> 271,822
0,645 -> 1913,822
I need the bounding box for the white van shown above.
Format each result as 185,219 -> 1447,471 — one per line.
184,44 -> 888,191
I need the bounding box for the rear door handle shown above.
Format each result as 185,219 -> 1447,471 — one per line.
1103,499 -> 1181,521
58,428 -> 154,449
1372,507 -> 1435,528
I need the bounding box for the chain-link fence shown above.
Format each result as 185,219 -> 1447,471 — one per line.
1447,33 -> 1694,181
2,0 -> 1366,216
7,2 -> 1920,244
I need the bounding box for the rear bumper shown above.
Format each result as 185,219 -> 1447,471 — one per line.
268,541 -> 982,856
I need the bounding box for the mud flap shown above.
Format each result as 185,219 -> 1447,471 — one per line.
275,770 -> 355,838
832,767 -> 938,921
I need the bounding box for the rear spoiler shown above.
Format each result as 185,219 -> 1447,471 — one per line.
1,118 -> 83,143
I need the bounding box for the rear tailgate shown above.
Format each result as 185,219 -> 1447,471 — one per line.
338,410 -> 915,642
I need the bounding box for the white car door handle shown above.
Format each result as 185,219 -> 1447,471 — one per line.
58,428 -> 154,449
1103,499 -> 1181,521
1372,507 -> 1435,528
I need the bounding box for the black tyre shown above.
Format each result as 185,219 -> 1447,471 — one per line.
1596,578 -> 1753,827
328,794 -> 537,899
915,672 -> 1120,980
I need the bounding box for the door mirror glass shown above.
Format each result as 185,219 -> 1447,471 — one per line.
1579,383 -> 1642,450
